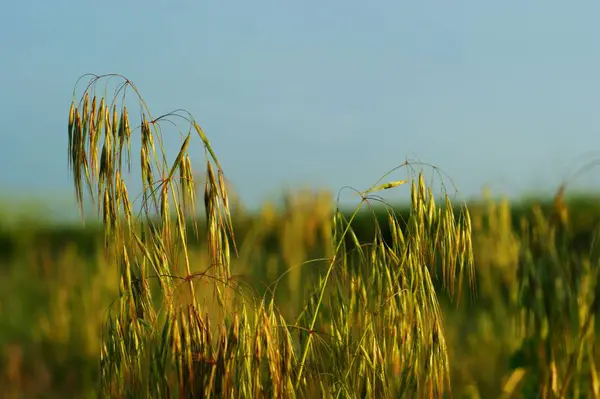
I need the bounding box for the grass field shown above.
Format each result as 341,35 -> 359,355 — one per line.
1,74 -> 599,398
2,189 -> 600,398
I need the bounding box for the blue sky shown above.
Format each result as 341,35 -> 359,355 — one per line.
2,1 -> 600,214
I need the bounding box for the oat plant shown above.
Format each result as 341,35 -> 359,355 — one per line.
510,188 -> 600,398
68,73 -> 239,397
67,74 -> 474,398
289,169 -> 475,397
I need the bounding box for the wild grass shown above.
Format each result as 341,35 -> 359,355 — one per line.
64,74 -> 476,398
3,187 -> 600,398
1,74 -> 600,398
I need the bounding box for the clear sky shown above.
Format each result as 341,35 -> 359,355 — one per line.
2,1 -> 600,214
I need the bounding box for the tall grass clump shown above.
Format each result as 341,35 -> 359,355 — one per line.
67,74 -> 474,397
508,187 -> 600,398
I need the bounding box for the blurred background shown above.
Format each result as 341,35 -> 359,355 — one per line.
2,1 -> 600,397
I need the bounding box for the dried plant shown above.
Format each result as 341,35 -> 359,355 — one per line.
67,74 -> 474,398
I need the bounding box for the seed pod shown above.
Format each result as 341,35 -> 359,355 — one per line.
168,133 -> 190,180
218,169 -> 229,210
68,101 -> 75,166
83,92 -> 89,124
112,105 -> 118,141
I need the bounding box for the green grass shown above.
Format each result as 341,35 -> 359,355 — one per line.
3,190 -> 600,397
1,73 -> 600,398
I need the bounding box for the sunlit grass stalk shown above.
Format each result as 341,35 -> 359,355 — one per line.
68,73 -> 475,398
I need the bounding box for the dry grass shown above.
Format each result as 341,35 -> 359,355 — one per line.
2,73 -> 598,398
66,74 -> 475,398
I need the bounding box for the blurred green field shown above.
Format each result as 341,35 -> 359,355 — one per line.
2,188 -> 600,398
4,74 -> 599,398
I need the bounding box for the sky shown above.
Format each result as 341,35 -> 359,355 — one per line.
2,1 -> 600,215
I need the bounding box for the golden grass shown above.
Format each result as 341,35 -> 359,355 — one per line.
2,73 -> 599,398
65,74 -> 476,398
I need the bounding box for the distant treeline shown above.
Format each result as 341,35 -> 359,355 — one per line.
1,196 -> 600,263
